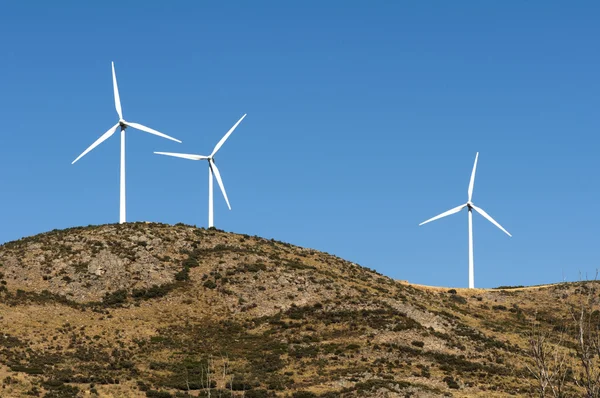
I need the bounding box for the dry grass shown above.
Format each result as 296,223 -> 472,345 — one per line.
0,223 -> 594,397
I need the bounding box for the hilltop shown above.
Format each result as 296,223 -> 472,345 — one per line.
0,223 -> 594,397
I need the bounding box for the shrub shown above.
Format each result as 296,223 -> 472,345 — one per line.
292,392 -> 317,398
245,390 -> 269,398
174,268 -> 189,281
443,376 -> 460,389
183,257 -> 199,268
449,294 -> 467,304
227,378 -> 252,391
132,284 -> 175,300
102,289 -> 127,306
203,280 -> 217,289
146,391 -> 172,398
43,384 -> 80,398
493,285 -> 524,289
237,262 -> 267,273
137,381 -> 150,391
9,365 -> 43,374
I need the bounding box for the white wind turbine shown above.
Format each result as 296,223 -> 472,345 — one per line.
419,152 -> 511,288
154,114 -> 246,228
72,62 -> 181,224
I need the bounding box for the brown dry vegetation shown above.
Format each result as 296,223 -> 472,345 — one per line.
0,223 -> 593,397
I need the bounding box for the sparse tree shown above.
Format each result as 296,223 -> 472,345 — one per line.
569,288 -> 600,397
222,354 -> 232,397
527,278 -> 600,398
526,316 -> 569,397
201,354 -> 212,398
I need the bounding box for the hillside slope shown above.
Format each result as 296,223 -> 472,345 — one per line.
0,223 -> 591,397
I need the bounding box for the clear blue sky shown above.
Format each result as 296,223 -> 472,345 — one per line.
1,2 -> 598,288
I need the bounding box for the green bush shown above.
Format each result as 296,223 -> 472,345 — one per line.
132,284 -> 175,300
183,257 -> 199,268
292,392 -> 317,398
146,391 -> 172,398
227,380 -> 252,390
9,365 -> 43,374
443,376 -> 460,389
102,289 -> 128,306
245,390 -> 269,398
174,268 -> 189,281
203,280 -> 217,289
449,295 -> 467,305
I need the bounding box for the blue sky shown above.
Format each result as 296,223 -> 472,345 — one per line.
0,2 -> 598,288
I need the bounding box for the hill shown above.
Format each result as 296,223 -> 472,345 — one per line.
0,223 -> 593,397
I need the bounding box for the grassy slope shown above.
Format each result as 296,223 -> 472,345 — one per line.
0,223 -> 591,397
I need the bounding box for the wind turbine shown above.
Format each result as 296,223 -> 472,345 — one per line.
419,152 -> 511,289
154,114 -> 246,228
72,62 -> 182,224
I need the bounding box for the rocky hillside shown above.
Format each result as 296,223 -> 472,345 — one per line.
0,223 -> 594,397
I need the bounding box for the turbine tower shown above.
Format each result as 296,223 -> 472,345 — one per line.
419,152 -> 511,288
154,114 -> 246,228
72,62 -> 182,224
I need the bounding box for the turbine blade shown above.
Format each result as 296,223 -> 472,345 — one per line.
72,123 -> 120,164
468,152 -> 479,202
211,114 -> 247,157
209,160 -> 231,210
471,204 -> 512,237
112,62 -> 123,120
154,152 -> 208,161
126,122 -> 182,143
419,204 -> 467,226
